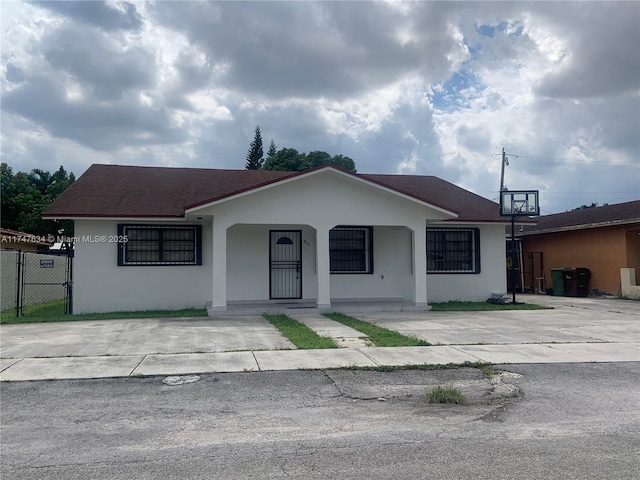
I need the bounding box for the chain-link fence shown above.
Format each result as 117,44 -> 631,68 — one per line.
1,250 -> 20,313
1,250 -> 72,318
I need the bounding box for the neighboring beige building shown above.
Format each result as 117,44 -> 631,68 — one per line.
0,228 -> 53,252
44,164 -> 520,314
517,201 -> 640,296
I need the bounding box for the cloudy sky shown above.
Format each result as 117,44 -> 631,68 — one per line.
1,1 -> 638,214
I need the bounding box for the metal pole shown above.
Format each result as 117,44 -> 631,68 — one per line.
15,249 -> 22,317
66,241 -> 73,315
500,147 -> 506,192
510,216 -> 516,304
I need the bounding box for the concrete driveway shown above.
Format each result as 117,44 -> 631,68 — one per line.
356,294 -> 640,346
0,316 -> 295,359
1,295 -> 638,381
1,296 -> 638,360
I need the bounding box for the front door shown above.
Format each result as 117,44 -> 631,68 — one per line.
269,230 -> 302,299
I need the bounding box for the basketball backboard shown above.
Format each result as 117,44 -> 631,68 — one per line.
500,190 -> 540,216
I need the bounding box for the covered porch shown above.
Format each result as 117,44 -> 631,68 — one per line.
204,222 -> 430,316
183,166 -> 457,316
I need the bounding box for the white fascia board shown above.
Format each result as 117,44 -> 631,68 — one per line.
186,166 -> 458,218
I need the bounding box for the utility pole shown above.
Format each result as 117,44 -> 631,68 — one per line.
499,147 -> 509,192
497,148 -> 524,303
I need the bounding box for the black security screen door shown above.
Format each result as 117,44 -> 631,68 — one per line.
269,230 -> 302,299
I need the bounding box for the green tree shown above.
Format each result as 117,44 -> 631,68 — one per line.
571,202 -> 607,211
306,150 -> 332,167
263,148 -> 357,172
245,126 -> 264,170
1,163 -> 75,237
267,139 -> 277,159
329,154 -> 356,172
263,148 -> 308,171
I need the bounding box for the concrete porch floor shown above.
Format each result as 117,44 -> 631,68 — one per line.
207,300 -> 430,316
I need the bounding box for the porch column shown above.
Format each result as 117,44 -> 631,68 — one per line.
210,220 -> 227,311
412,225 -> 427,307
316,226 -> 331,309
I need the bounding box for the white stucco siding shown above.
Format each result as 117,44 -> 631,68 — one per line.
72,220 -> 212,313
227,224 -> 318,302
426,224 -> 507,302
330,226 -> 413,301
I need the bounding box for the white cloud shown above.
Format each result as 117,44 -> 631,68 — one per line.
1,0 -> 638,214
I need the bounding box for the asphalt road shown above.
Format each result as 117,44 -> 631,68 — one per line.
1,363 -> 639,479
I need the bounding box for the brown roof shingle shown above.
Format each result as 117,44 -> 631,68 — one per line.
518,200 -> 640,235
43,164 -> 509,223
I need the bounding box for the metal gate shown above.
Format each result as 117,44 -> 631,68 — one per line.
13,250 -> 73,317
522,251 -> 545,294
269,230 -> 302,299
506,241 -> 545,294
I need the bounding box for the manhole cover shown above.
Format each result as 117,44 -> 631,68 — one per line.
162,375 -> 201,386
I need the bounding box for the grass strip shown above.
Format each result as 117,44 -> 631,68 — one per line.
263,314 -> 338,349
1,302 -> 208,324
429,301 -> 551,311
323,312 -> 430,347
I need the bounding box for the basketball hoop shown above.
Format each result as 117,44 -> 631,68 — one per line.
500,190 -> 540,304
500,190 -> 540,217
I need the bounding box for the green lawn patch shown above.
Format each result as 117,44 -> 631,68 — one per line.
429,301 -> 551,311
1,298 -> 67,321
1,305 -> 208,324
426,385 -> 466,404
263,314 -> 338,349
323,312 -> 430,347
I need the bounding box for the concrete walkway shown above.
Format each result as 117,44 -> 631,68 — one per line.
1,295 -> 638,381
290,314 -> 370,348
2,342 -> 638,381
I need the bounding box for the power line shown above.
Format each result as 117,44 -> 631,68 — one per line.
6,145 -> 638,166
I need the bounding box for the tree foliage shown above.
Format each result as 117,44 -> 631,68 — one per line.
570,202 -> 608,211
245,126 -> 264,170
1,163 -> 75,236
267,139 -> 277,159
243,125 -> 357,172
263,148 -> 357,172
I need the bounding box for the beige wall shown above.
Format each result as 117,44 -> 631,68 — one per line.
521,224 -> 640,295
0,241 -> 47,253
626,230 -> 640,283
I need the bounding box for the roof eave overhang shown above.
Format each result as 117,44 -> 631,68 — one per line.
42,214 -> 188,222
518,218 -> 640,236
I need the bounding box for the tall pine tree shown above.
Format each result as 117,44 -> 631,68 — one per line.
267,139 -> 277,159
245,126 -> 264,170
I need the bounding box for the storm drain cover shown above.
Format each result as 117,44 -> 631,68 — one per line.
162,375 -> 201,386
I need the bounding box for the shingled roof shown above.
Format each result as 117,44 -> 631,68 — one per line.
43,164 -> 510,223
518,200 -> 640,236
